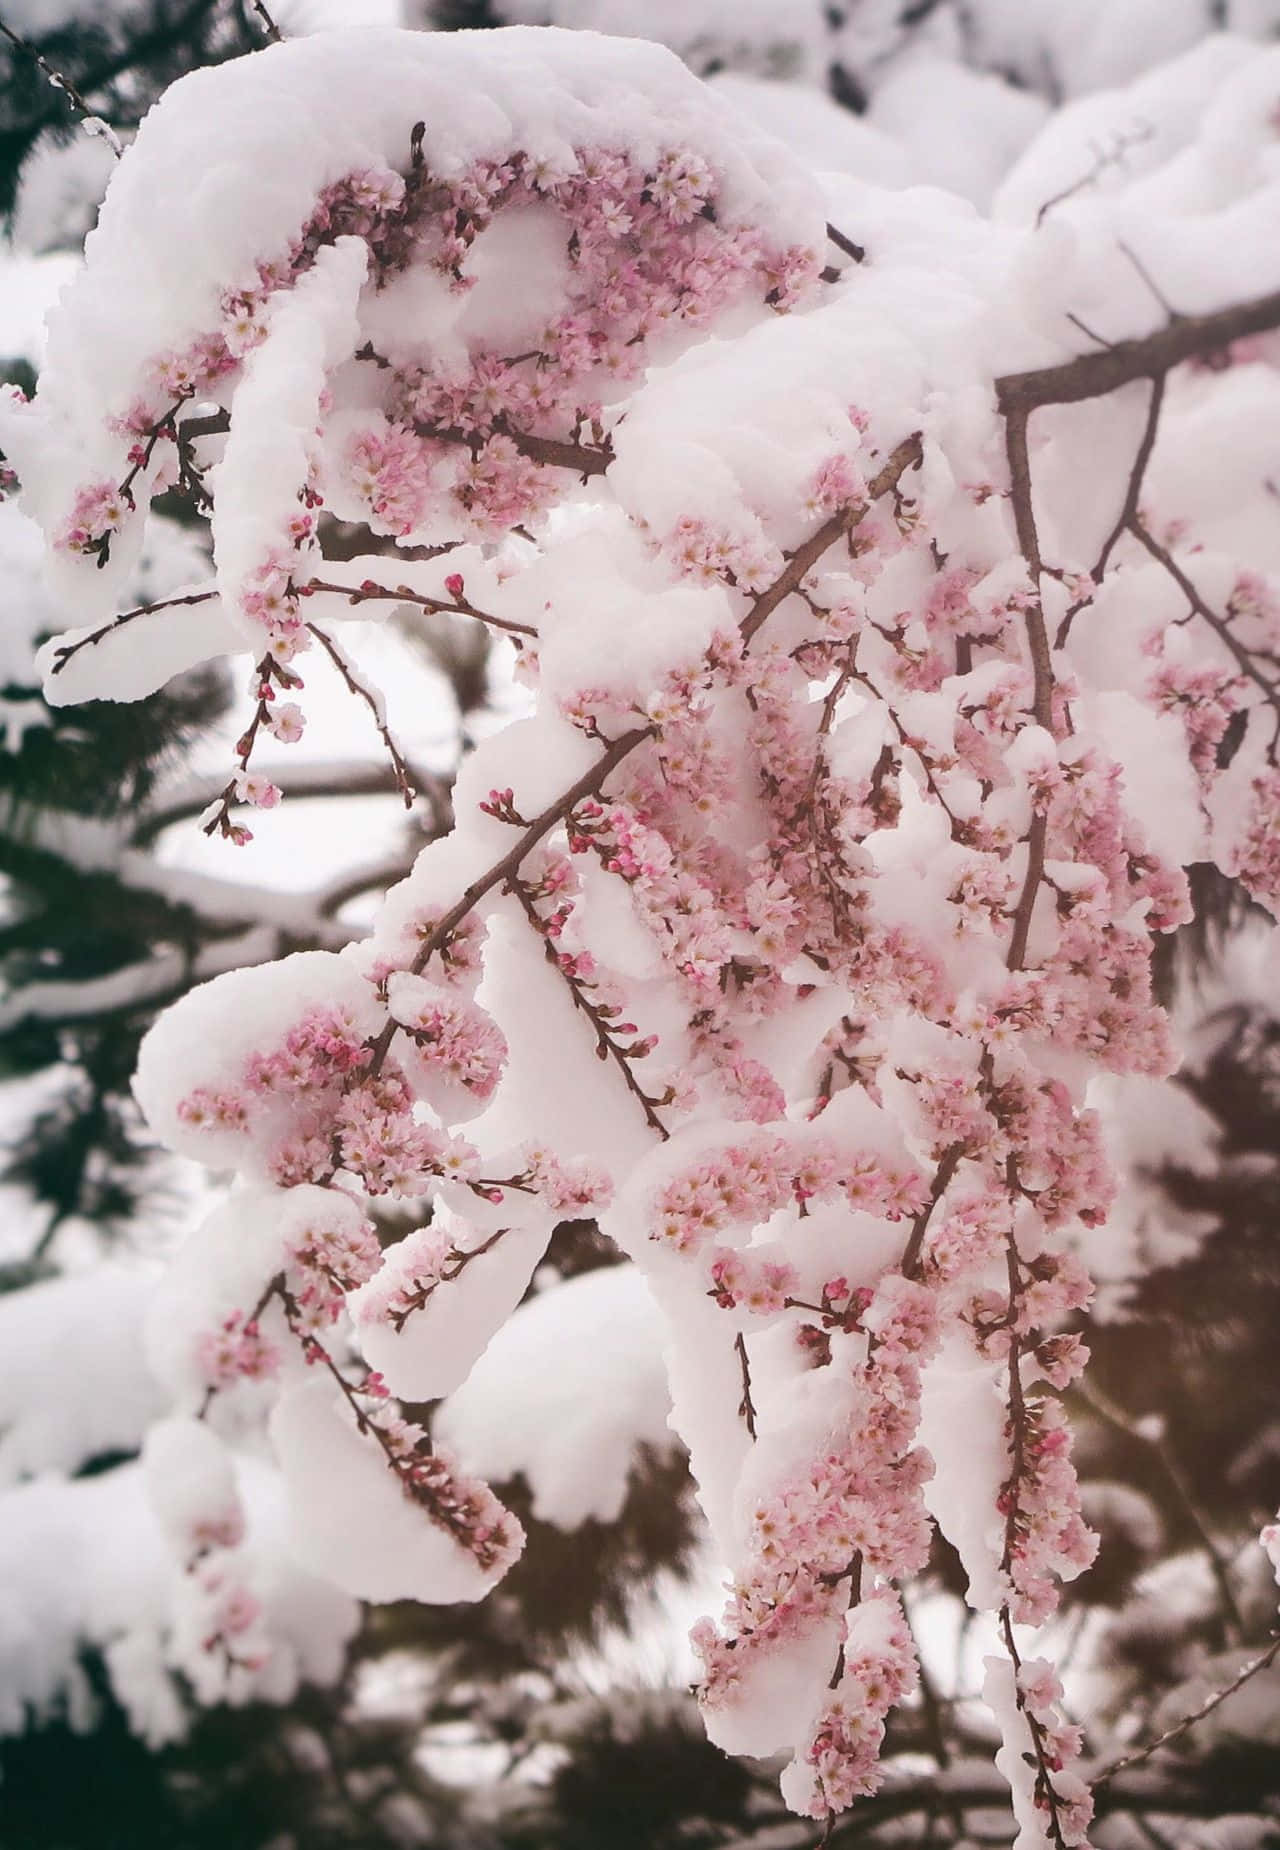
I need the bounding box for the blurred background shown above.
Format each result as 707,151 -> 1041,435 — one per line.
1,3 -> 1280,1846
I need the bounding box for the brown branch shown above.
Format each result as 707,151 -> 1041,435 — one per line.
734,1331 -> 758,1439
1094,1633 -> 1280,1786
364,723 -> 656,1075
176,409 -> 230,445
304,575 -> 536,640
305,621 -> 416,806
826,222 -> 865,264
740,433 -> 923,644
1002,406 -> 1054,974
1092,371 -> 1166,579
413,415 -> 613,479
248,0 -> 283,42
47,588 -> 218,676
0,18 -> 123,155
995,288 -> 1280,412
506,873 -> 672,1139
899,1144 -> 964,1277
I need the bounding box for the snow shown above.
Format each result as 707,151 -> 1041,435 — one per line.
984,1654 -> 1054,1850
0,1454 -> 358,1743
143,1416 -> 242,1554
133,949 -> 380,1168
143,1188 -> 292,1404
35,587 -> 239,708
270,1376 -> 513,1604
6,23 -> 824,617
919,1337 -> 1008,1612
437,1262 -> 673,1527
0,1263 -> 165,1483
351,1204 -> 556,1403
213,236 -> 367,638
7,14 -> 1280,1831
866,54 -> 1050,208
708,74 -> 917,190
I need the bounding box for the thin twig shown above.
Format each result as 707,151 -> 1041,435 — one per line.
507,873 -> 671,1139
248,0 -> 283,43
305,621 -> 416,806
1118,241 -> 1180,321
1092,371 -> 1167,580
1073,1375 -> 1244,1639
734,1331 -> 758,1439
740,433 -> 923,644
364,723 -> 657,1076
995,288 -> 1280,413
1129,518 -> 1280,719
1034,123 -> 1153,229
304,575 -> 536,640
48,588 -> 219,676
1093,1634 -> 1280,1785
0,17 -> 123,155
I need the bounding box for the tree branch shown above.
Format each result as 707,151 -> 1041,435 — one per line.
305,620 -> 416,805
995,289 -> 1280,412
46,587 -> 219,678
1093,1633 -> 1280,1786
740,433 -> 923,644
0,16 -> 124,155
365,724 -> 657,1075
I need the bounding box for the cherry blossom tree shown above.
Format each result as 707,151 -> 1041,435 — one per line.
4,18 -> 1280,1847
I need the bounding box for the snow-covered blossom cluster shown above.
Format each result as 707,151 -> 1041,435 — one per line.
8,22 -> 1280,1843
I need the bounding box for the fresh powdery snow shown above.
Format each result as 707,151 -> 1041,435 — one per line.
437,1261 -> 674,1527
7,20 -> 1280,1841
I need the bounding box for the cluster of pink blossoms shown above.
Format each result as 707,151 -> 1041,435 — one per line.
693,1271 -> 940,1751
388,975 -> 509,1104
187,1556 -> 270,1680
59,478 -> 133,558
178,1001 -> 494,1197
651,1132 -> 925,1256
361,1415 -> 524,1575
1014,1658 -> 1094,1844
53,127 -> 823,868
1149,656 -> 1245,776
283,1200 -> 383,1332
50,43 -> 1280,1833
197,1310 -> 279,1390
999,1395 -> 1098,1627
325,139 -> 821,539
792,1596 -> 919,1814
1232,766 -> 1280,907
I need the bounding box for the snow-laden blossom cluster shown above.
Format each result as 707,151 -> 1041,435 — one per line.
9,23 -> 1280,1843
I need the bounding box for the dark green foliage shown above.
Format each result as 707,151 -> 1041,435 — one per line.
0,664 -> 230,1247
0,1 -> 269,221
502,1695 -> 756,1850
0,1663 -> 450,1850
